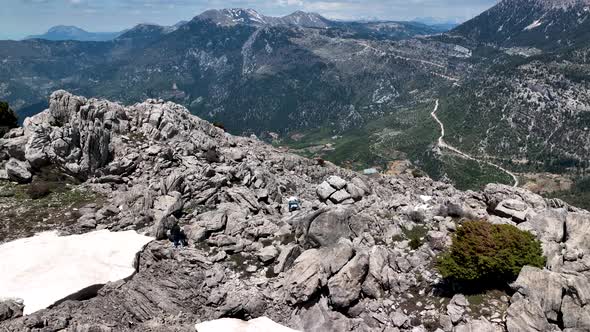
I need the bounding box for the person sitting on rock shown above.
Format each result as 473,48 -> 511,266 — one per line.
288,196 -> 301,212
169,223 -> 187,248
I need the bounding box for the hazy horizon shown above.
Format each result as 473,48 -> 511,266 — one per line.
0,0 -> 495,40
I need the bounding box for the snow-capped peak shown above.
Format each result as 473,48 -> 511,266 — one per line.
196,8 -> 332,28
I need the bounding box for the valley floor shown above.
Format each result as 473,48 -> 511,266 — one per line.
430,99 -> 519,188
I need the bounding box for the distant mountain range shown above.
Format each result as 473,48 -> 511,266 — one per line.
2,3 -> 590,193
23,10 -> 455,43
0,8 -> 460,135
413,17 -> 461,31
197,9 -> 332,28
25,26 -> 122,42
24,21 -> 189,42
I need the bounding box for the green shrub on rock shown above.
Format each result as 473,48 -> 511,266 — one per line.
437,220 -> 545,284
0,101 -> 18,136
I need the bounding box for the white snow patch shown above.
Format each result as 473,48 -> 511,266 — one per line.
419,195 -> 433,203
524,20 -> 543,30
0,230 -> 153,315
195,317 -> 300,332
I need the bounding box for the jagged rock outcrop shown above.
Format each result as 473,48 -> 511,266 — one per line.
5,158 -> 32,183
1,92 -> 590,331
0,300 -> 23,322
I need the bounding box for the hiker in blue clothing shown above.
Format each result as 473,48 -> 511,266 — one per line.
288,196 -> 301,212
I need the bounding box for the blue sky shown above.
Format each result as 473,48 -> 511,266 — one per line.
0,0 -> 497,39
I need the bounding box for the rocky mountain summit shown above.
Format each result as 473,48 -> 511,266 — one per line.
451,0 -> 590,49
1,91 -> 590,331
197,9 -> 332,28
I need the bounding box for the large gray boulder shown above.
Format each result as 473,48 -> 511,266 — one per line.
292,206 -> 361,248
284,240 -> 354,304
1,135 -> 27,160
329,189 -> 351,204
327,251 -> 369,308
484,183 -> 547,210
563,274 -> 590,306
257,246 -> 279,264
447,294 -> 469,324
565,213 -> 590,251
305,207 -> 355,247
24,129 -> 50,169
316,181 -> 336,201
345,182 -> 365,201
361,246 -> 398,298
527,209 -> 566,243
561,295 -> 590,330
291,296 -> 352,332
506,298 -> 550,332
151,192 -> 184,240
274,244 -> 303,274
0,300 -> 23,322
326,175 -> 347,190
5,158 -> 32,183
511,266 -> 564,321
527,209 -> 567,269
494,199 -> 530,222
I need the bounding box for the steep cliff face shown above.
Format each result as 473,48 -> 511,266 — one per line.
1,92 -> 590,331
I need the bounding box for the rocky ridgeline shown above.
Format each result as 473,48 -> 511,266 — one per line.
0,91 -> 589,331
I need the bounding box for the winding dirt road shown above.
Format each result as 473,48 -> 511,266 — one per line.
431,99 -> 519,187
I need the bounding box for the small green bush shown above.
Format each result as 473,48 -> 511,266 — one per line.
0,101 -> 18,136
411,169 -> 426,178
437,221 -> 545,284
27,182 -> 52,200
403,225 -> 428,250
213,122 -> 225,131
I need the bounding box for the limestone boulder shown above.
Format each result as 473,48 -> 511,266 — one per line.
316,181 -> 336,201
5,158 -> 32,183
284,240 -> 354,304
494,199 -> 530,222
327,251 -> 369,308
511,266 -> 564,321
361,246 -> 398,298
274,244 -> 303,274
291,296 -> 352,332
329,189 -> 351,204
506,298 -> 550,332
345,182 -> 365,201
527,209 -> 566,243
326,175 -> 347,190
257,246 -> 279,264
1,135 -> 27,160
304,206 -> 356,247
447,294 -> 469,324
565,213 -> 590,252
0,300 -> 23,322
484,184 -> 547,210
561,295 -> 590,330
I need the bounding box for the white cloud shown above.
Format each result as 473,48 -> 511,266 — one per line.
276,0 -> 304,6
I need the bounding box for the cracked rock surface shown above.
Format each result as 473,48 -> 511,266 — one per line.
0,91 -> 589,331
